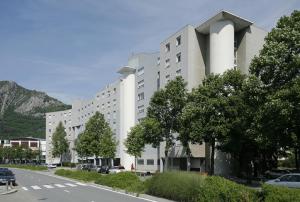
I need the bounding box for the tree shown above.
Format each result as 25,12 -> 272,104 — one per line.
146,77 -> 187,171
52,121 -> 69,166
74,133 -> 91,161
249,10 -> 300,170
124,123 -> 146,171
76,112 -> 117,165
250,10 -> 300,91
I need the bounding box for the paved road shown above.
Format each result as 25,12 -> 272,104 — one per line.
0,169 -> 166,202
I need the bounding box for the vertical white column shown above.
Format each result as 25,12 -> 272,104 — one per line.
119,72 -> 135,170
210,20 -> 234,74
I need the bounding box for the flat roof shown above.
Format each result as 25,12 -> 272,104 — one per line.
117,66 -> 136,75
196,10 -> 253,34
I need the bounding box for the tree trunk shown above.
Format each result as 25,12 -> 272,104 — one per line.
296,148 -> 300,170
60,155 -> 63,167
210,139 -> 215,175
164,149 -> 169,172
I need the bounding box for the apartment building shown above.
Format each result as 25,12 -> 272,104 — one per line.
46,11 -> 267,175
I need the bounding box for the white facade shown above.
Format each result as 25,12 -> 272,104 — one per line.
46,11 -> 267,174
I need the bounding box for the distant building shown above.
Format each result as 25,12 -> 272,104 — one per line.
46,11 -> 267,175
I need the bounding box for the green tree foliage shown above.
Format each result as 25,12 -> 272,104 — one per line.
250,10 -> 300,90
146,77 -> 187,170
124,123 -> 146,171
250,10 -> 300,170
52,121 -> 69,166
75,112 -> 117,164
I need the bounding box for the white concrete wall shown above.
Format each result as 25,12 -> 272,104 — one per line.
210,20 -> 234,74
119,72 -> 135,170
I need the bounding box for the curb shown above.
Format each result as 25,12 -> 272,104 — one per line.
0,188 -> 18,195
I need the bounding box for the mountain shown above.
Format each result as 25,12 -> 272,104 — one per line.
0,81 -> 71,139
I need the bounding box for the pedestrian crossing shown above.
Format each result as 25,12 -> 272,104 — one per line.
21,182 -> 86,191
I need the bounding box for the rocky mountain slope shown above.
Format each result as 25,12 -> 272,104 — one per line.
0,81 -> 71,139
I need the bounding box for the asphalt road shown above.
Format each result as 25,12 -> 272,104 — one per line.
0,168 -> 167,202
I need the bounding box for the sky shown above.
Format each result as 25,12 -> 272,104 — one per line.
0,0 -> 299,104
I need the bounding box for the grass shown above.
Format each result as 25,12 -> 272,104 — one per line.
0,164 -> 48,171
55,169 -> 144,193
55,169 -> 300,202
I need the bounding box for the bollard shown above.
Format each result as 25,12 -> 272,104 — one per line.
6,181 -> 8,191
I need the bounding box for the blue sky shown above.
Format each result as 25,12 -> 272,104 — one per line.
0,0 -> 299,104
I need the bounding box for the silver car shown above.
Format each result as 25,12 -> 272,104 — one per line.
265,173 -> 300,188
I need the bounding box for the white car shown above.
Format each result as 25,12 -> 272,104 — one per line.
108,166 -> 125,174
265,173 -> 300,188
47,164 -> 57,169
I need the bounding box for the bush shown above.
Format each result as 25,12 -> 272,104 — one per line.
146,171 -> 205,202
261,184 -> 300,202
199,176 -> 257,202
55,169 -> 102,182
95,172 -> 141,190
61,162 -> 76,168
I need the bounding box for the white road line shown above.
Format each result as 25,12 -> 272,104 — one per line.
65,183 -> 77,187
54,184 -> 66,188
43,185 -> 54,189
89,185 -> 157,202
64,190 -> 70,193
22,187 -> 28,191
76,182 -> 87,186
31,185 -> 41,190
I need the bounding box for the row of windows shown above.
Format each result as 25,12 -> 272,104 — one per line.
97,88 -> 117,99
137,159 -> 156,165
137,66 -> 144,76
165,35 -> 181,52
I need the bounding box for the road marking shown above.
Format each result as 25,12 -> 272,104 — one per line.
89,185 -> 158,202
64,190 -> 70,193
43,185 -> 54,189
22,187 -> 28,191
31,185 -> 41,190
54,184 -> 66,188
65,183 -> 77,187
76,182 -> 87,186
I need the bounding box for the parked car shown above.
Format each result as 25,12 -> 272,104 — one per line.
99,165 -> 110,174
47,164 -> 57,169
265,169 -> 290,179
108,166 -> 125,174
0,169 -> 16,186
265,173 -> 300,188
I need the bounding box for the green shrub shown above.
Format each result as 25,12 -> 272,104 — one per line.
261,184 -> 300,202
55,169 -> 102,182
61,162 -> 76,168
95,172 -> 141,190
146,171 -> 205,202
199,176 -> 257,202
0,164 -> 47,171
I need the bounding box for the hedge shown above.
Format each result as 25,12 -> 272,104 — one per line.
0,164 -> 47,171
261,184 -> 300,202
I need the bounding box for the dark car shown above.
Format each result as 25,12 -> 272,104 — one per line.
99,165 -> 110,174
0,169 -> 16,186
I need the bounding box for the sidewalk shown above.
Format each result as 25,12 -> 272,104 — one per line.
0,184 -> 18,195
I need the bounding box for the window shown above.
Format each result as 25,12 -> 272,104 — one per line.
138,80 -> 144,89
157,57 -> 160,66
138,92 -> 144,101
176,52 -> 181,63
176,69 -> 181,76
165,43 -> 170,52
49,129 -> 51,133
107,102 -> 110,108
157,71 -> 160,90
137,159 -> 144,165
165,59 -> 170,68
166,75 -> 170,83
176,36 -> 181,46
138,105 -> 145,114
113,88 -> 117,93
137,66 -> 144,76
147,159 -> 154,165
